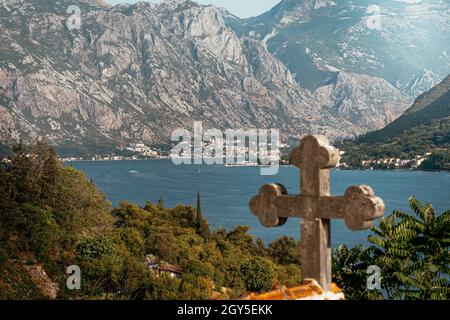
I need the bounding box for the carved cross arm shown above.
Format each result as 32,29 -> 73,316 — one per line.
318,185 -> 385,230
249,184 -> 385,230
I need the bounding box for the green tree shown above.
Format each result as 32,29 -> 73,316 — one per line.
77,237 -> 115,261
9,141 -> 34,203
253,238 -> 267,257
16,203 -> 61,263
334,197 -> 450,300
39,147 -> 59,203
332,244 -> 377,300
274,264 -> 302,288
51,166 -> 112,238
226,225 -> 256,254
196,191 -> 201,218
117,227 -> 145,257
145,230 -> 181,264
268,236 -> 300,265
369,197 -> 450,299
240,257 -> 275,292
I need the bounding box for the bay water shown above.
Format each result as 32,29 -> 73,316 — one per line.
71,160 -> 450,247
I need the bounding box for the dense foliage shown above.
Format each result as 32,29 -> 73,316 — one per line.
0,144 -> 11,158
1,141 -> 448,300
0,141 -> 113,298
338,117 -> 450,170
240,257 -> 275,292
420,152 -> 450,171
0,141 -> 301,299
333,197 -> 450,300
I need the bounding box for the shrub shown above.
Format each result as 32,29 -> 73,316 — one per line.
240,257 -> 275,292
268,236 -> 300,265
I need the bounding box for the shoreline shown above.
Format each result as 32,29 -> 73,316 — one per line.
339,167 -> 450,173
61,159 -> 449,173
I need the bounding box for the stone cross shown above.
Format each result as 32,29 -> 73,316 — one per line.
250,135 -> 385,291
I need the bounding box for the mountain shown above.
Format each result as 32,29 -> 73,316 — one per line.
233,0 -> 450,96
0,0 -> 413,146
404,69 -> 443,98
358,74 -> 450,144
339,74 -> 450,165
314,71 -> 411,133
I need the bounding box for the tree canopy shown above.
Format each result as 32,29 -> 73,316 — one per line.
333,197 -> 450,300
0,141 -> 448,300
0,141 -> 301,299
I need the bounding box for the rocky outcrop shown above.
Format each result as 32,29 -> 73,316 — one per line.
242,38 -> 296,88
24,264 -> 59,299
315,72 -> 413,133
237,0 -> 450,96
404,69 -> 443,98
163,2 -> 248,67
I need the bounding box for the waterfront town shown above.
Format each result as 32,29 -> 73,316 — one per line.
58,143 -> 169,162
338,153 -> 433,170
58,140 -> 288,165
51,142 -> 436,171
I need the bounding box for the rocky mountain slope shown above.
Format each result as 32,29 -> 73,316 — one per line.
338,74 -> 449,166
0,0 -> 413,146
315,71 -> 411,133
234,0 -> 450,97
358,74 -> 450,144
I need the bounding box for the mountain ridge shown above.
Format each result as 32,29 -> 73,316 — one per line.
233,0 -> 450,96
358,74 -> 450,144
0,0 -> 414,146
338,74 -> 450,168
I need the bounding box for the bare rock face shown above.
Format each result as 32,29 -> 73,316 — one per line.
24,264 -> 59,299
242,38 -> 296,88
404,69 -> 443,98
165,3 -> 248,66
0,0 -> 410,146
239,0 -> 450,94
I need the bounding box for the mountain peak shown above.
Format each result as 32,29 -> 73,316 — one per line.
405,74 -> 450,115
358,74 -> 450,144
278,0 -> 336,9
162,0 -> 191,5
405,69 -> 443,98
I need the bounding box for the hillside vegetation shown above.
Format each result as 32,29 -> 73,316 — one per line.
0,141 -> 301,299
0,141 -> 448,300
339,75 -> 450,169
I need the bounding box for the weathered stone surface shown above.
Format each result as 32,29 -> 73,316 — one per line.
250,184 -> 288,228
250,135 -> 385,290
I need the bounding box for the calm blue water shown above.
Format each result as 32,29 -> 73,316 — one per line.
71,160 -> 450,247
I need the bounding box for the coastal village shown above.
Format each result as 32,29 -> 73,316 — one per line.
58,140 -> 288,165
58,143 -> 169,162
358,154 -> 431,170
55,142 -> 435,172
338,152 -> 433,170
0,140 -> 436,172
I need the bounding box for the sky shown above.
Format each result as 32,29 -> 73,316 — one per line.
106,0 -> 281,18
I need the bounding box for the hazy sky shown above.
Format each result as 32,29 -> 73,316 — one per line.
107,0 -> 281,18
